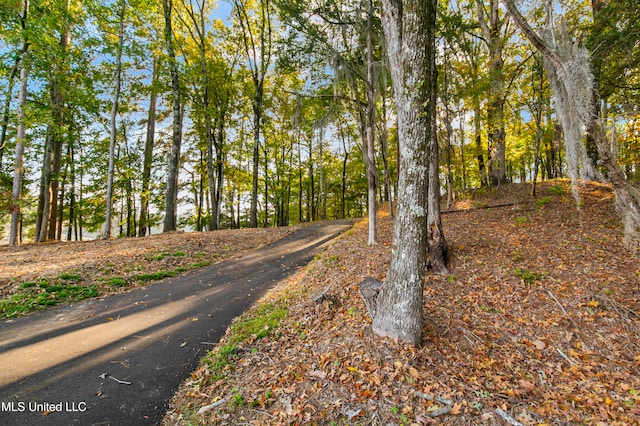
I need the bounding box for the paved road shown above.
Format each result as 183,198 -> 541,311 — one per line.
0,220 -> 354,426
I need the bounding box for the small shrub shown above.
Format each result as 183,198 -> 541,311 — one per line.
535,196 -> 553,208
514,268 -> 547,287
548,185 -> 566,196
107,277 -> 129,287
151,252 -> 168,261
513,216 -> 527,225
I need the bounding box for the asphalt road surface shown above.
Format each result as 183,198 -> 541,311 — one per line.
0,220 -> 354,425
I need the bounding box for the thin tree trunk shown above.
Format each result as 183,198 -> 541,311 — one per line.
0,49 -> 26,169
36,0 -> 70,242
47,0 -> 72,241
138,58 -> 157,237
478,0 -> 507,185
365,0 -> 378,244
379,66 -> 393,217
163,0 -> 183,232
234,0 -> 272,228
9,10 -> 29,247
532,55 -> 544,197
105,0 -> 126,239
459,110 -> 468,192
57,151 -> 68,240
426,0 -> 449,275
67,145 -> 75,241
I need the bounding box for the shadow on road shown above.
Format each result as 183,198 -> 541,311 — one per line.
0,220 -> 354,425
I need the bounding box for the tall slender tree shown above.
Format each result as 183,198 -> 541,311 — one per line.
138,57 -> 158,237
162,0 -> 183,232
9,0 -> 29,247
233,0 -> 273,228
104,0 -> 127,239
35,0 -> 72,242
477,0 -> 507,185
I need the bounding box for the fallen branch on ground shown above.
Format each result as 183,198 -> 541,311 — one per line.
197,398 -> 226,415
99,373 -> 131,385
546,290 -> 590,351
442,202 -> 517,214
496,408 -> 525,426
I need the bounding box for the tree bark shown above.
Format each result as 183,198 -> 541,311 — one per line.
0,48 -> 26,169
138,58 -> 157,237
104,0 -> 126,239
477,0 -> 507,185
372,0 -> 436,345
426,0 -> 448,276
9,2 -> 29,246
36,1 -> 71,242
365,0 -> 378,245
163,0 -> 183,232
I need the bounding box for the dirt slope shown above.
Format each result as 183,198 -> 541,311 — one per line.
164,180 -> 640,425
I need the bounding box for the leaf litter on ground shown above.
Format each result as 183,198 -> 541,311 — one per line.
162,180 -> 640,425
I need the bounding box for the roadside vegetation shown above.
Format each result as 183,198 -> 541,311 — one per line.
0,227 -> 295,318
163,181 -> 640,425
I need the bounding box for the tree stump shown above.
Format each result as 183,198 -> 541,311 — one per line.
358,277 -> 384,320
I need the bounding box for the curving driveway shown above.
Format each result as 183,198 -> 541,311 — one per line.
0,220 -> 354,425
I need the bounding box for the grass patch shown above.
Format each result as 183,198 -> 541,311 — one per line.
203,303 -> 288,381
514,268 -> 547,287
58,273 -> 81,281
190,261 -> 211,269
133,270 -> 178,282
513,216 -> 527,225
149,251 -> 168,261
548,185 -> 566,196
535,196 -> 553,208
107,277 -> 129,287
0,284 -> 98,318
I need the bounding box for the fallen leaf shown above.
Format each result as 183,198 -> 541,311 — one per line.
533,339 -> 546,350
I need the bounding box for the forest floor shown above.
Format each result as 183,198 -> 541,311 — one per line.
161,180 -> 640,426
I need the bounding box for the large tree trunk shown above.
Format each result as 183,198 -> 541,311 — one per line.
163,0 -> 182,232
371,0 -> 436,346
